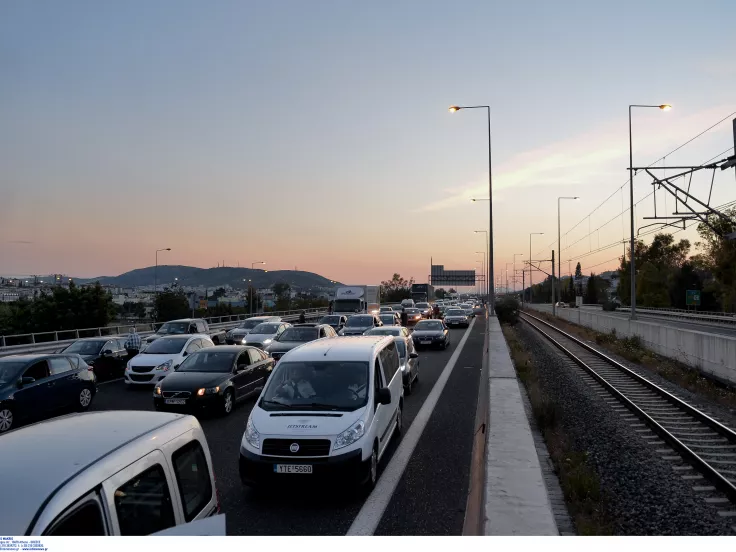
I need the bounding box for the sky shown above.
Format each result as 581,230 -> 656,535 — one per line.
1,0 -> 735,288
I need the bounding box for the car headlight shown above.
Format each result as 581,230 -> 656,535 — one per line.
244,417 -> 260,449
155,360 -> 173,371
334,419 -> 365,450
154,386 -> 162,395
196,386 -> 220,396
262,338 -> 272,345
241,337 -> 248,344
338,330 -> 345,336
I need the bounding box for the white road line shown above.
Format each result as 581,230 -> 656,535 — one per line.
346,317 -> 477,536
97,377 -> 124,386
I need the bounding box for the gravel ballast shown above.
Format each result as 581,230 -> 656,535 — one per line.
517,322 -> 736,535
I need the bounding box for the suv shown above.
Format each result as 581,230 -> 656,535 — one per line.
239,335 -> 404,491
0,411 -> 222,535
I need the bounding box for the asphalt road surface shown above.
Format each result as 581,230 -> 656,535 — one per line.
90,317 -> 487,536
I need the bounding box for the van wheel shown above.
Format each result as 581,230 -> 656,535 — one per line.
0,408 -> 13,433
221,390 -> 234,416
78,388 -> 93,411
364,445 -> 378,493
395,403 -> 403,435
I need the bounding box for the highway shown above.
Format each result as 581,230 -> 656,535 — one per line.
534,304 -> 736,337
89,319 -> 487,536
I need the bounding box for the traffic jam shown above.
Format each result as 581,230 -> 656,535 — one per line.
0,285 -> 484,536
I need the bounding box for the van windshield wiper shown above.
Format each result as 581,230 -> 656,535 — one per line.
261,399 -> 296,409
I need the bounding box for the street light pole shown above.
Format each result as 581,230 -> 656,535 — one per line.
474,230 -> 489,305
513,254 -> 523,294
452,105 -> 495,313
558,196 -> 579,307
628,103 -> 671,320
251,261 -> 265,315
476,251 -> 485,300
529,233 -> 544,304
153,248 -> 171,323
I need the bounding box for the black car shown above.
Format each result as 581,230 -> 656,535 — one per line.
0,354 -> 97,433
378,313 -> 401,326
265,324 -> 337,362
61,337 -> 129,381
411,320 -> 450,349
154,346 -> 274,416
339,314 -> 383,336
319,315 -> 348,333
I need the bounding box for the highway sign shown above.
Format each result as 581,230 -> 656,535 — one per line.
686,290 -> 701,307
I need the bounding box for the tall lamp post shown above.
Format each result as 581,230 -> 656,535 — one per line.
153,248 -> 171,322
628,104 -> 671,320
529,233 -> 544,304
513,253 -> 524,294
475,251 -> 485,299
251,261 -> 266,314
558,197 -> 579,306
474,230 -> 489,304
451,104 -> 495,314
506,263 -> 514,295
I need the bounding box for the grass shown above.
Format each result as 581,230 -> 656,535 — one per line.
503,324 -> 613,535
530,310 -> 736,411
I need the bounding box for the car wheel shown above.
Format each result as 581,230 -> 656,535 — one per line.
221,389 -> 234,416
78,388 -> 93,411
405,376 -> 412,396
0,407 -> 13,433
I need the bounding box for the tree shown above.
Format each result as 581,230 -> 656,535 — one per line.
380,273 -> 415,303
448,288 -> 457,294
435,288 -> 447,299
692,208 -> 736,311
574,262 -> 582,279
567,276 -> 575,301
154,288 -> 190,322
272,282 -> 291,298
211,287 -> 227,300
584,273 -> 599,304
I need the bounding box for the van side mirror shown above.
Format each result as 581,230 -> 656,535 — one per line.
409,352 -> 418,359
377,387 -> 391,405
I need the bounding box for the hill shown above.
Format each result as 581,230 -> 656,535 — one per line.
83,266 -> 340,290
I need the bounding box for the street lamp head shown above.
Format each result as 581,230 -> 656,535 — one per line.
448,106 -> 461,113
659,104 -> 672,111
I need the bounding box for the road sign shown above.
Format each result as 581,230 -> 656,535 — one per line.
686,290 -> 701,307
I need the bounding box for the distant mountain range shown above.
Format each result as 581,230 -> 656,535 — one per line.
79,265 -> 341,290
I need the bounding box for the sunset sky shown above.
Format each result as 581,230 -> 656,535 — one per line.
2,0 -> 735,287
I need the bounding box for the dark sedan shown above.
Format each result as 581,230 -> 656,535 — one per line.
318,315 -> 348,333
379,312 -> 401,326
154,346 -> 274,416
338,314 -> 383,336
265,324 -> 336,362
0,354 -> 97,433
411,320 -> 450,350
403,308 -> 423,327
61,337 -> 129,381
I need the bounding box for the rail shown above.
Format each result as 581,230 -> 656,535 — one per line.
0,308 -> 327,357
615,305 -> 736,324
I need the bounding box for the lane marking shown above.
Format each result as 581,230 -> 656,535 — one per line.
97,377 -> 124,386
346,317 -> 477,536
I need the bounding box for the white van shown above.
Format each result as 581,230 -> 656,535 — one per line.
0,411 -> 223,536
239,335 -> 404,491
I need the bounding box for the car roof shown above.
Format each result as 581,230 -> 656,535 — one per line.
0,354 -> 66,363
282,335 -> 392,362
155,334 -> 210,341
0,411 -> 191,536
194,345 -> 251,353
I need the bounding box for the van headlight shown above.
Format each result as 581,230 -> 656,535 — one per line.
244,417 -> 260,449
333,419 -> 365,450
155,360 -> 173,371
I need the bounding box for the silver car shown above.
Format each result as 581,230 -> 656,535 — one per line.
242,322 -> 292,350
226,316 -> 282,345
444,308 -> 470,328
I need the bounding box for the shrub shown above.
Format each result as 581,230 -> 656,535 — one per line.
495,297 -> 520,325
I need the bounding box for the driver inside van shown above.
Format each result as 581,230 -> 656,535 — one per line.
273,364 -> 317,400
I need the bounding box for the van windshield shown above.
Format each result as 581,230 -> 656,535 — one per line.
260,361 -> 369,412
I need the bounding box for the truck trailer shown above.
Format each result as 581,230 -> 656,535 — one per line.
332,285 -> 381,315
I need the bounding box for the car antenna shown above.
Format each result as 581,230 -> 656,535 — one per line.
323,346 -> 332,357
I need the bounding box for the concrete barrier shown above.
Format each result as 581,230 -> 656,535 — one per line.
526,304 -> 736,386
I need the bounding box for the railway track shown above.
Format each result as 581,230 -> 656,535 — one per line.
520,311 -> 736,523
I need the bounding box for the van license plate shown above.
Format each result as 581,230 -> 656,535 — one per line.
165,399 -> 186,405
274,464 -> 312,474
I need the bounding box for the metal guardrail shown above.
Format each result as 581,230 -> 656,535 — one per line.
614,306 -> 736,324
0,309 -> 327,357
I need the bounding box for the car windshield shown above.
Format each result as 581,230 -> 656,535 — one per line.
176,350 -> 236,373
143,337 -> 189,354
416,303 -> 430,309
260,361 -> 369,411
252,323 -> 280,334
0,360 -> 26,385
277,328 -> 318,342
447,309 -> 465,316
320,316 -> 341,324
365,327 -> 400,336
345,315 -> 373,327
379,315 -> 397,324
239,319 -> 266,329
63,340 -> 105,355
157,322 -> 190,335
379,307 -> 393,312
415,321 -> 443,331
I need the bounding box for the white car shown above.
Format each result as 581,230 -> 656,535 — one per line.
239,335 -> 404,491
226,316 -> 283,345
125,335 -> 214,386
242,322 -> 292,350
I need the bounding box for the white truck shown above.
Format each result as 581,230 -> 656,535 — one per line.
332,285 -> 381,315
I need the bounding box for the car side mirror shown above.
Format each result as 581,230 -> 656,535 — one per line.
182,351 -> 188,357
173,364 -> 180,371
409,352 -> 418,359
18,376 -> 35,388
103,349 -> 113,357
236,364 -> 247,372
376,387 -> 392,405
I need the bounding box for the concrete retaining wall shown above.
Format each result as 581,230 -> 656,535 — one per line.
526,304 -> 736,386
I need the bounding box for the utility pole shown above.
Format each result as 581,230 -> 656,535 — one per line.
552,250 -> 556,316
